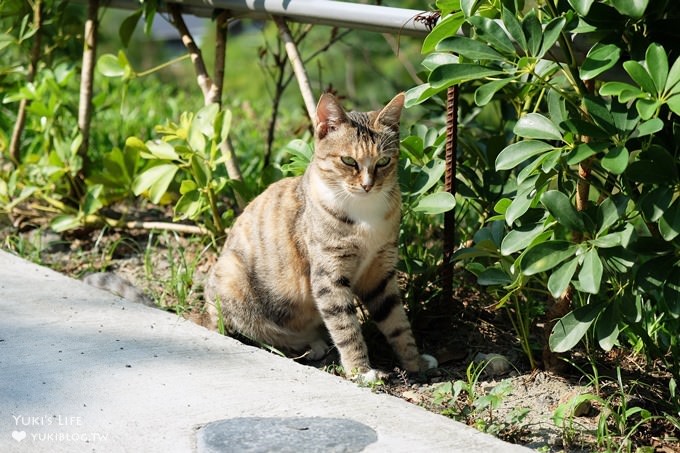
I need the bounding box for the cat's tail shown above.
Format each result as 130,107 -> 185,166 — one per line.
83,272 -> 156,307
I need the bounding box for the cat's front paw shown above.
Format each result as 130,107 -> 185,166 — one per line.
419,354 -> 438,371
305,339 -> 330,361
354,368 -> 388,385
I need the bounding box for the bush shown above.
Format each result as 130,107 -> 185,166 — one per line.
408,0 -> 680,394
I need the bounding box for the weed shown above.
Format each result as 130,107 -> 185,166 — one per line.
432,361 -> 529,439
552,367 -> 660,452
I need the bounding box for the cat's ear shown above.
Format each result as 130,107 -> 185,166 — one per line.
374,93 -> 405,131
316,93 -> 348,140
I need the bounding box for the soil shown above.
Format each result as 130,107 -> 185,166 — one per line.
2,221 -> 679,452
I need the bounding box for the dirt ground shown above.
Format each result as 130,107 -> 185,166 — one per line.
3,223 -> 679,452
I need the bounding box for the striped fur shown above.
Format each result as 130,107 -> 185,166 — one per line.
204,93 -> 436,379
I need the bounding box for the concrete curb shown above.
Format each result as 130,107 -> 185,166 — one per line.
0,250 -> 531,452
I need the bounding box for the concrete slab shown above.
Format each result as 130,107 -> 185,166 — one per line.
0,249 -> 532,452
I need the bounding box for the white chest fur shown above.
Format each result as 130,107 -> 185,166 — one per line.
310,171 -> 396,280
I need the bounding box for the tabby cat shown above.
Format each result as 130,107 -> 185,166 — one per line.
204,93 -> 437,381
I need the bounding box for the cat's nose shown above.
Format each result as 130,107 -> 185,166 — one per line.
361,183 -> 373,192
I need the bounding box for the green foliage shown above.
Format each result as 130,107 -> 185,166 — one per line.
553,368 -> 657,451
433,361 -> 529,438
411,0 -> 680,387
127,104 -> 236,235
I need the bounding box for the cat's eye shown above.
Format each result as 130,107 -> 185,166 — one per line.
376,157 -> 391,168
341,156 -> 358,168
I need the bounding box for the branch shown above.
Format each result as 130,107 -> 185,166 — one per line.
169,5 -> 244,209
168,4 -> 215,104
213,10 -> 229,106
120,220 -> 210,235
9,0 -> 42,166
273,16 -> 317,124
77,0 -> 99,174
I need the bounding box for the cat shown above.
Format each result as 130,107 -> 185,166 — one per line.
204,92 -> 437,382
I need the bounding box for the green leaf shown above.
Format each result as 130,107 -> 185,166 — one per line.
580,43 -> 621,81
0,33 -> 14,52
145,140 -> 179,161
636,98 -> 660,120
51,214 -> 81,233
663,267 -> 680,318
521,9 -> 542,57
501,7 -> 526,51
514,113 -> 563,141
495,140 -> 555,171
639,187 -> 674,222
522,241 -> 577,276
664,56 -> 680,94
540,190 -> 585,231
83,184 -> 103,216
461,0 -> 481,17
500,222 -> 546,256
436,0 -> 461,15
538,17 -> 566,59
404,83 -> 446,107
467,16 -> 515,55
474,77 -> 513,106
422,52 -> 458,71
119,9 -> 142,48
477,268 -> 512,286
583,96 -> 616,134
96,53 -> 126,78
505,177 -> 540,225
599,81 -> 644,101
659,200 -> 680,241
666,92 -> 680,116
412,159 -> 446,196
193,103 -> 220,139
132,164 -> 179,204
567,0 -> 595,16
628,145 -> 678,184
601,145 -> 629,175
579,248 -> 603,294
413,191 -> 456,214
637,255 -> 674,295
437,36 -> 504,61
596,195 -> 626,233
596,305 -> 619,351
179,179 -> 198,194
610,0 -> 648,19
422,12 -> 465,54
566,142 -> 603,165
548,257 -> 579,298
645,43 -> 668,94
624,60 -> 657,95
219,109 -> 232,143
174,190 -> 203,220
429,63 -> 504,89
191,155 -> 209,187
550,303 -> 603,353
632,118 -> 663,138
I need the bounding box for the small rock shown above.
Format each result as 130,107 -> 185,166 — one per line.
473,352 -> 513,377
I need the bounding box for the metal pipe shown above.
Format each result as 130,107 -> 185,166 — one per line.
91,0 -> 431,37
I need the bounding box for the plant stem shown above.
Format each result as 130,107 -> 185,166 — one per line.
273,16 -> 317,123
206,187 -> 225,234
136,54 -> 191,77
77,0 -> 99,177
9,0 -> 42,166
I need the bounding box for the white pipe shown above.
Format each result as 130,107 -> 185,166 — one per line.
92,0 -> 432,37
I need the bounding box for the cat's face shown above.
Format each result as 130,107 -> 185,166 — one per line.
312,94 -> 404,198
